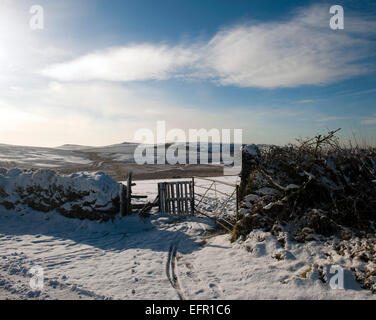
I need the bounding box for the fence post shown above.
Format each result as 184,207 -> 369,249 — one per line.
119,183 -> 125,216
124,172 -> 133,215
236,184 -> 239,222
191,177 -> 195,215
158,183 -> 161,212
158,182 -> 167,213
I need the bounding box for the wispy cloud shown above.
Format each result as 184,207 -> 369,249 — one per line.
41,4 -> 376,89
315,116 -> 346,122
362,117 -> 376,125
297,99 -> 316,104
42,45 -> 199,82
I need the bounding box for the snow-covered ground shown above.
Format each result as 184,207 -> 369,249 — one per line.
0,144 -> 93,168
0,176 -> 375,300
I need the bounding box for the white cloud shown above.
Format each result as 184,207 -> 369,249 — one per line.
203,6 -> 374,88
297,99 -> 315,104
315,116 -> 345,122
42,45 -> 199,82
41,4 -> 375,88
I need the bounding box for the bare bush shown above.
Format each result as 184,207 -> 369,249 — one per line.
236,129 -> 376,242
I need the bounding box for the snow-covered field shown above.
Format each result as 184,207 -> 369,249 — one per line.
0,143 -> 225,181
0,142 -> 232,168
0,176 -> 375,300
0,144 -> 93,168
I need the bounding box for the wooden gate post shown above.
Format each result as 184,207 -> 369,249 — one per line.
158,183 -> 161,212
119,183 -> 126,216
191,177 -> 195,215
158,182 -> 167,213
124,172 -> 132,215
236,184 -> 239,222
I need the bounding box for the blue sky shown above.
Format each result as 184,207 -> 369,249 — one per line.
0,0 -> 375,146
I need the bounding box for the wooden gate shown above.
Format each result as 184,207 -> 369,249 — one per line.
158,180 -> 195,215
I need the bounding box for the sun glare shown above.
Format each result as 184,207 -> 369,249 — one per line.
0,3 -> 28,69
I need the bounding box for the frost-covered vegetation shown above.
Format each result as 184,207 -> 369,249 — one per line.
235,130 -> 376,292
0,169 -> 120,220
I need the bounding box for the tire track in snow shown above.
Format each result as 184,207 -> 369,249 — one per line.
166,220 -> 223,300
166,242 -> 185,300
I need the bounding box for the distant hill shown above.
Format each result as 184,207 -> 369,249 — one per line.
0,142 -> 225,180
56,144 -> 95,151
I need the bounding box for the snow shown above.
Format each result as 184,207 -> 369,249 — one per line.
56,144 -> 95,151
0,142 -> 241,169
187,231 -> 375,299
0,169 -> 119,208
0,169 -> 120,220
243,144 -> 261,158
0,208 -> 215,300
0,144 -> 92,167
0,176 -> 375,300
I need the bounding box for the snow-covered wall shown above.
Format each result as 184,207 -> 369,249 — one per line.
0,169 -> 120,220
